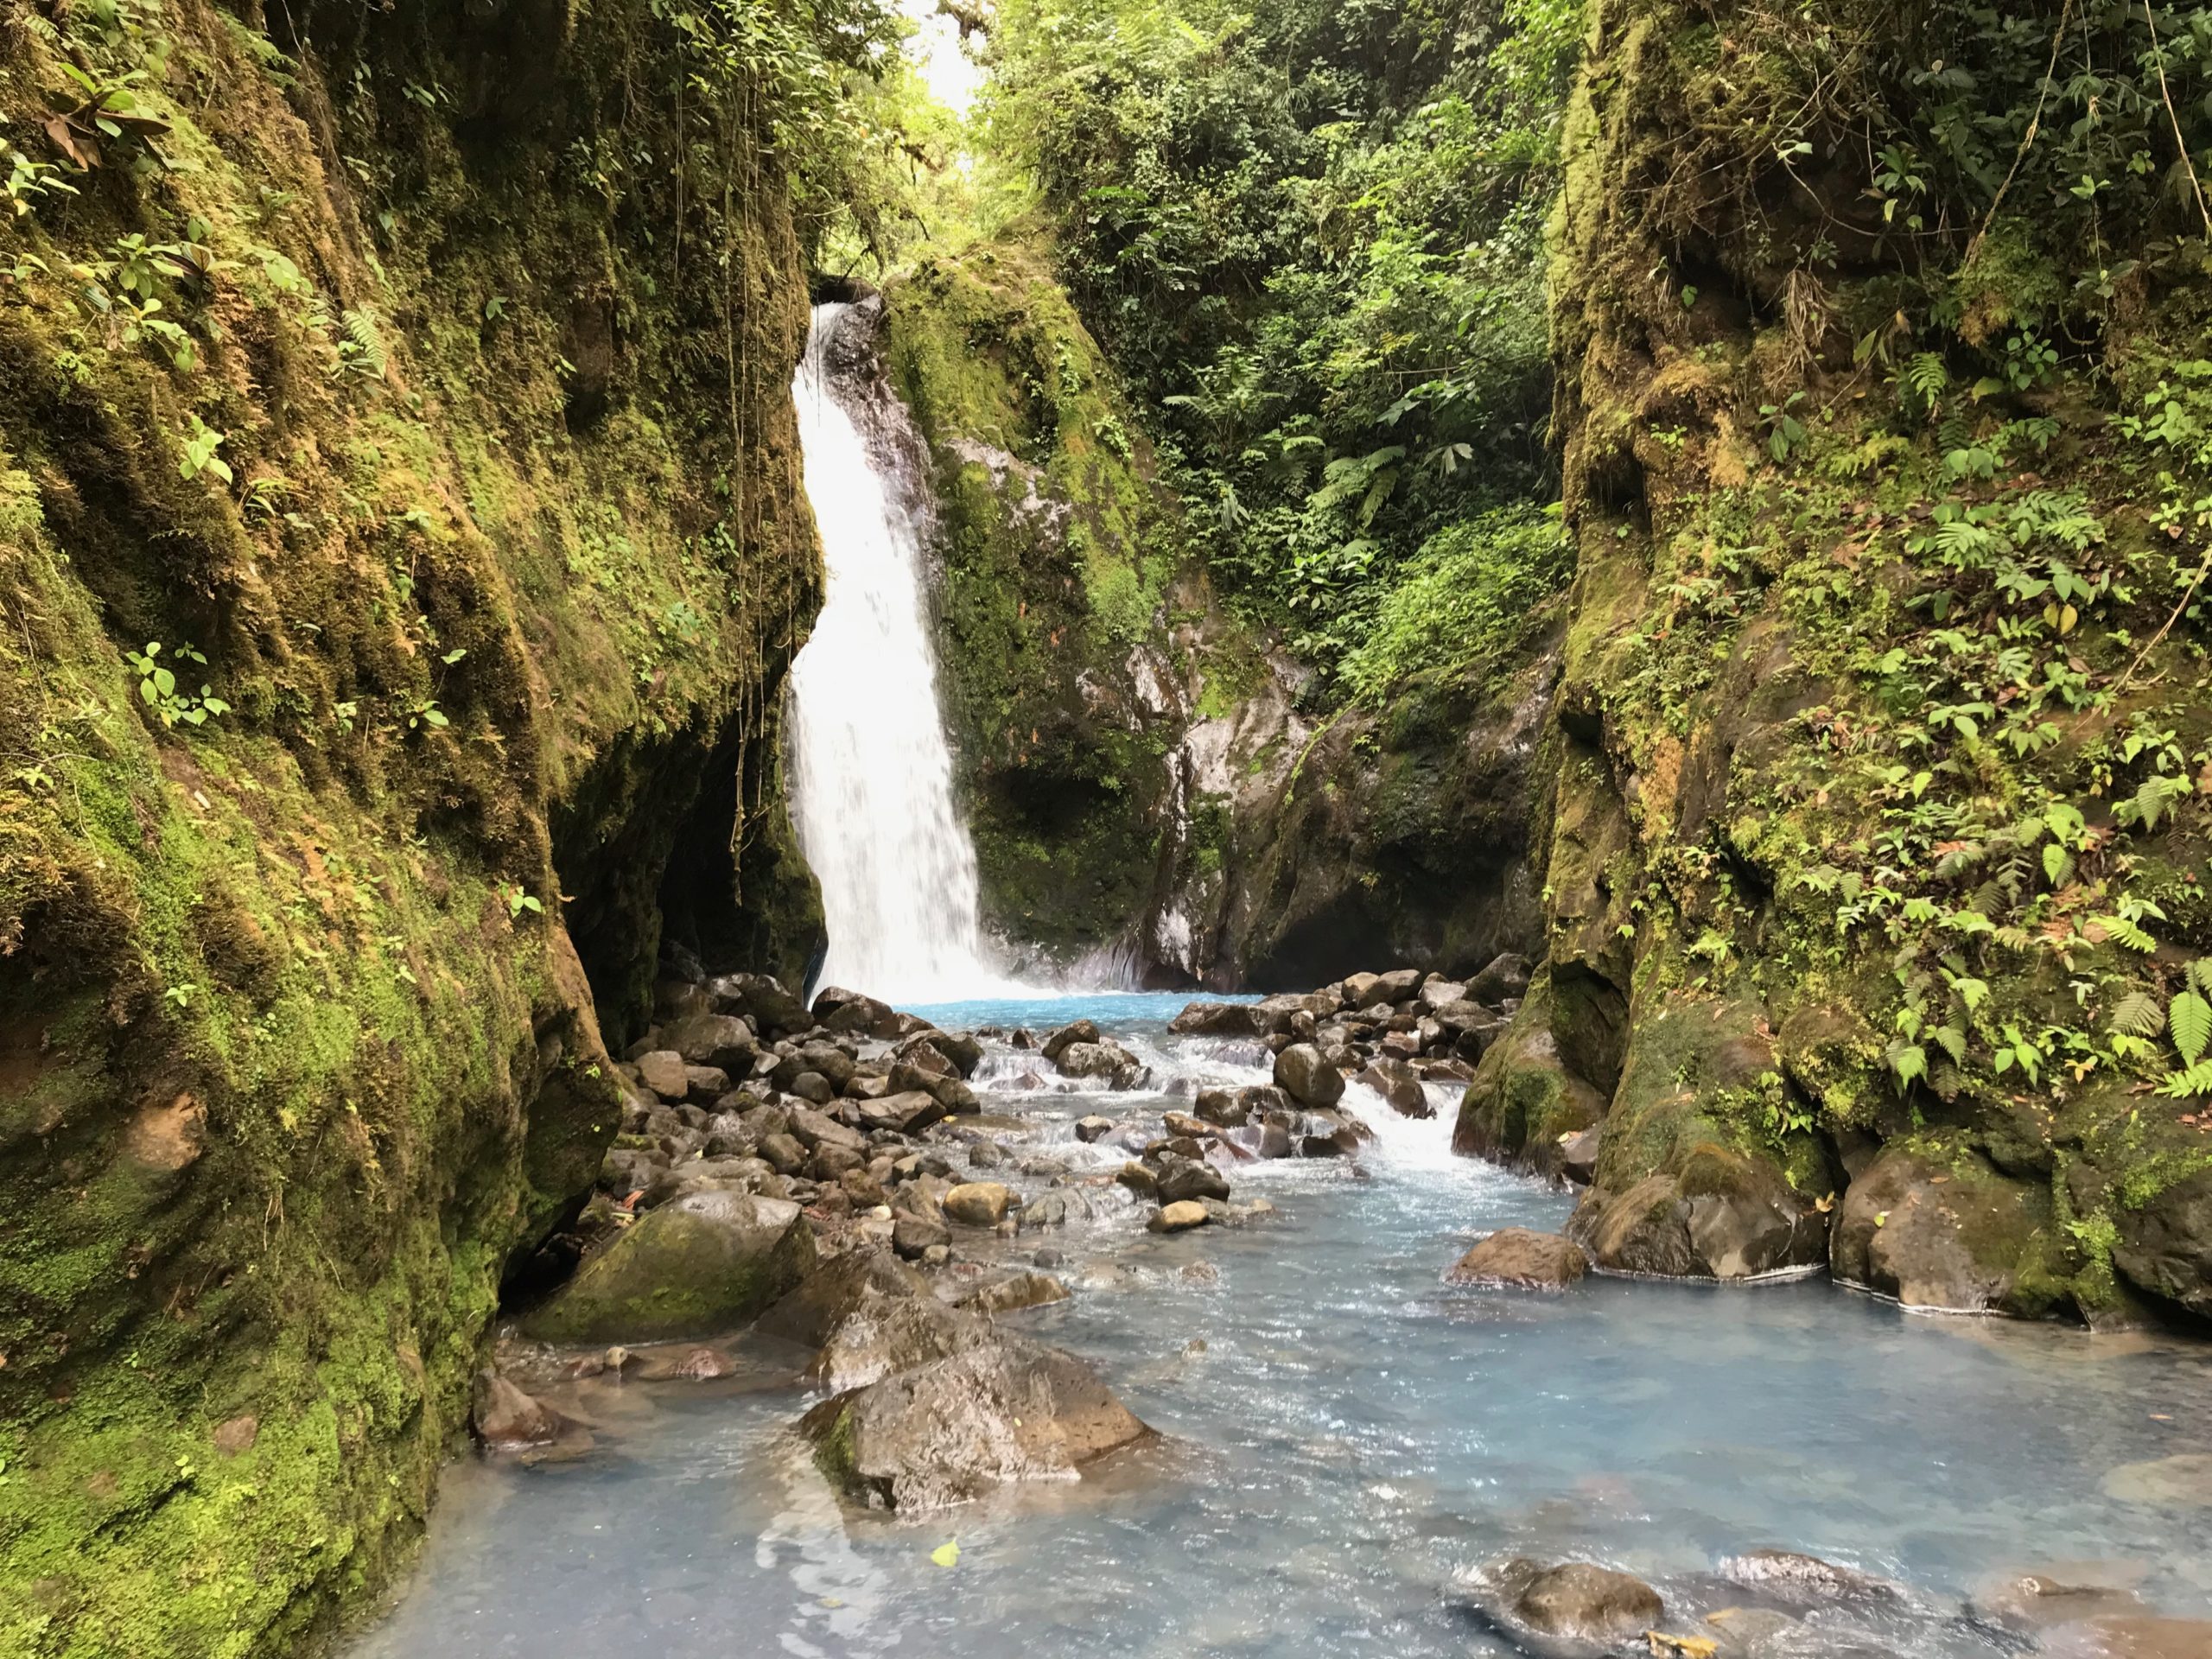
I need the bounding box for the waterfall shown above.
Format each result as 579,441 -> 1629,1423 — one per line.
785,302 -> 1014,1004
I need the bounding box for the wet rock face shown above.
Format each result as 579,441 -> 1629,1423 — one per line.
1567,1149 -> 1828,1283
519,1192 -> 815,1344
1460,1558 -> 1665,1652
802,1335 -> 1150,1510
1446,1229 -> 1587,1290
1829,1135 -> 2073,1318
2110,1163 -> 2212,1319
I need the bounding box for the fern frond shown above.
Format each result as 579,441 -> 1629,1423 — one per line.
2110,990 -> 2165,1039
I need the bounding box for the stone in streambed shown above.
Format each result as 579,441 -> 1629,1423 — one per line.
1461,1557 -> 1664,1648
943,1181 -> 1012,1228
1055,1039 -> 1149,1090
1273,1042 -> 1344,1109
801,1333 -> 1148,1510
634,1049 -> 690,1101
1466,951 -> 1532,1007
1149,1200 -> 1210,1233
1717,1548 -> 1897,1600
1074,1115 -> 1117,1142
1154,1154 -> 1230,1205
1169,1001 -> 1268,1037
520,1192 -> 814,1344
1356,1057 -> 1430,1117
1039,1020 -> 1100,1062
957,1270 -> 1071,1315
471,1370 -> 564,1448
891,1210 -> 950,1260
1446,1229 -> 1587,1290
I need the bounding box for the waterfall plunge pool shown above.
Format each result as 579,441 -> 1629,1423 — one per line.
349,995 -> 2212,1659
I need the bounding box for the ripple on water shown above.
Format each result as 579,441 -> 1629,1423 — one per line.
347,996 -> 2212,1659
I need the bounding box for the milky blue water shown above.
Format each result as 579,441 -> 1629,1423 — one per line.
347,997 -> 2212,1658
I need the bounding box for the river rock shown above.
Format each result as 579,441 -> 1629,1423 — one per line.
786,1106 -> 865,1154
1040,1020 -> 1100,1063
943,1181 -> 1013,1227
1155,1154 -> 1230,1205
757,1248 -> 930,1349
1831,1135 -> 2070,1316
634,1049 -> 690,1101
1074,1115 -> 1117,1142
773,1042 -> 858,1091
909,1028 -> 983,1077
659,1010 -> 758,1073
470,1370 -> 563,1448
854,1090 -> 949,1135
520,1192 -> 815,1344
1718,1548 -> 1896,1600
958,1270 -> 1071,1315
1418,979 -> 1470,1014
1466,1558 -> 1664,1647
1558,1124 -> 1602,1185
1274,1042 -> 1344,1109
823,992 -> 900,1038
788,1070 -> 835,1105
758,1132 -> 805,1174
1055,1039 -> 1148,1090
1372,967 -> 1425,1002
1170,1001 -> 1267,1037
1357,1057 -> 1430,1117
891,1210 -> 950,1259
1568,1147 -> 1828,1281
891,1059 -> 980,1112
800,1334 -> 1148,1510
711,972 -> 813,1035
1466,951 -> 1533,1007
1150,1200 -> 1210,1232
1446,1229 -> 1588,1290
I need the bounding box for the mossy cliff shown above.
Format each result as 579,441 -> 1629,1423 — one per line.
881,243 -> 1195,973
883,244 -> 1558,988
1459,0 -> 2212,1323
0,1 -> 828,1650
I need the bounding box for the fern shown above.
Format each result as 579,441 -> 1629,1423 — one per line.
2171,991 -> 2212,1068
2156,1059 -> 2212,1100
2110,989 -> 2166,1039
340,306 -> 389,379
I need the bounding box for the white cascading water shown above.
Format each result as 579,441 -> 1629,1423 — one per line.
785,302 -> 1014,1004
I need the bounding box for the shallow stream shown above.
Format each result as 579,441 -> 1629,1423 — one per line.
351,995 -> 2212,1658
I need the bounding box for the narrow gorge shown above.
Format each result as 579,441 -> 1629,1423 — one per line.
2,1 -> 2209,1656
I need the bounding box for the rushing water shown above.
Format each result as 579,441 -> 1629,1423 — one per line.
785,302 -> 1012,1004
353,995 -> 2212,1659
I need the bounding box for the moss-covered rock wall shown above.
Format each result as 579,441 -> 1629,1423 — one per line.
1459,0 -> 2212,1325
0,0 -> 825,1649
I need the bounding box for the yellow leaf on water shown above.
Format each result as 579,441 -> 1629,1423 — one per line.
931,1539 -> 960,1568
1645,1633 -> 1718,1659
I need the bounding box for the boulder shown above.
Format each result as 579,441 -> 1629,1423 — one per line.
1169,1001 -> 1267,1038
756,1249 -> 930,1350
2111,1160 -> 2212,1319
710,972 -> 813,1035
1273,1042 -> 1344,1109
808,984 -> 869,1020
1418,979 -> 1470,1014
1373,967 -> 1424,1003
659,1011 -> 757,1074
891,1060 -> 981,1112
1149,1200 -> 1210,1233
470,1370 -> 563,1447
772,1042 -> 857,1091
785,1106 -> 865,1154
1717,1549 -> 1897,1601
1466,951 -> 1533,1007
758,1132 -> 806,1174
891,1211 -> 950,1260
1356,1057 -> 1430,1118
1464,1559 -> 1663,1648
910,1028 -> 983,1077
1831,1134 -> 2074,1317
634,1049 -> 690,1102
1073,1115 -> 1117,1143
1446,1229 -> 1588,1290
801,1334 -> 1148,1510
1055,1039 -> 1148,1090
1040,1020 -> 1101,1063
1338,971 -> 1383,1007
823,993 -> 900,1038
1155,1154 -> 1230,1205
1450,971 -> 1606,1177
957,1270 -> 1071,1315
520,1192 -> 815,1344
943,1181 -> 1013,1228
853,1090 -> 950,1135
1568,1150 -> 1827,1281
1557,1124 -> 1602,1185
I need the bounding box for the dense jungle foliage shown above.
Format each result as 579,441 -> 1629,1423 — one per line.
982,0 -> 1583,690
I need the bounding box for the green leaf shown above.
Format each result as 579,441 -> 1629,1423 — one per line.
2171,991 -> 2212,1068
2042,843 -> 2073,887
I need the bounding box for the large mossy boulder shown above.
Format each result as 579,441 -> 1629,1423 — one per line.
1831,1135 -> 2076,1319
2110,1161 -> 2212,1319
520,1192 -> 815,1344
1563,991 -> 1834,1279
1452,965 -> 1609,1176
801,1334 -> 1150,1510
